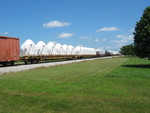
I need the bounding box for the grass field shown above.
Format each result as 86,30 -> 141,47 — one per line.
0,57 -> 150,113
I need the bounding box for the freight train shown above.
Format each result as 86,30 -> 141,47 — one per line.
0,36 -> 119,66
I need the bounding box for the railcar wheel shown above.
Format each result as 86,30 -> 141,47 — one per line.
30,60 -> 34,64
24,61 -> 28,64
35,59 -> 39,63
2,62 -> 7,67
10,61 -> 14,66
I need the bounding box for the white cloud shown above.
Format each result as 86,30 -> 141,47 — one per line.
81,36 -> 107,43
80,36 -> 92,40
96,27 -> 119,32
111,34 -> 134,44
77,44 -> 84,47
58,33 -> 73,38
43,20 -> 71,28
115,43 -> 126,48
111,40 -> 128,43
95,39 -> 100,42
130,28 -> 135,32
102,38 -> 107,41
0,32 -> 9,35
105,46 -> 112,49
116,34 -> 134,41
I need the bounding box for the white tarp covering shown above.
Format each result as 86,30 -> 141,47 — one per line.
85,47 -> 89,55
67,45 -> 74,55
97,49 -> 105,55
80,47 -> 84,55
21,40 -> 98,56
52,43 -> 62,55
93,49 -> 96,55
47,42 -> 55,55
74,46 -> 81,55
21,39 -> 36,56
100,49 -> 105,55
83,47 -> 88,55
90,48 -> 96,55
112,51 -> 119,55
88,48 -> 93,55
60,44 -> 68,55
87,48 -> 91,55
36,41 -> 48,55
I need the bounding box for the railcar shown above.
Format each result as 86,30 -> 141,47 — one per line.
0,36 -> 98,66
0,36 -> 20,66
0,36 -> 120,66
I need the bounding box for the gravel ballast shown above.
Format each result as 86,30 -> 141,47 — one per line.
0,56 -> 114,75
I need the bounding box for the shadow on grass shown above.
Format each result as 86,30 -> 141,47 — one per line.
122,64 -> 150,69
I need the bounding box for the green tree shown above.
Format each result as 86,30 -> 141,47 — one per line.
134,6 -> 150,59
120,44 -> 135,56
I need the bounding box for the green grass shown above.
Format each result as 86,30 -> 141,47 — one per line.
0,57 -> 150,113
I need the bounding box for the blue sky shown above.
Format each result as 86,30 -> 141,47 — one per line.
0,0 -> 149,51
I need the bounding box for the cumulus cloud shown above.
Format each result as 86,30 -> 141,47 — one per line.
43,20 -> 71,28
81,36 -> 107,43
96,27 -> 119,32
105,46 -> 112,49
77,44 -> 84,47
130,28 -> 135,32
115,43 -> 126,48
102,38 -> 107,41
80,36 -> 92,40
116,34 -> 134,41
111,40 -> 128,43
111,34 -> 134,44
58,33 -> 73,38
0,32 -> 9,35
95,39 -> 100,42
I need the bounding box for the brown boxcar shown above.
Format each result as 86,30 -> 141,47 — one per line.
0,36 -> 20,66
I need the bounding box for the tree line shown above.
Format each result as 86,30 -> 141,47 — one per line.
120,6 -> 150,59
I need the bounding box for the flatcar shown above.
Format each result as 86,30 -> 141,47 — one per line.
0,36 -> 119,66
